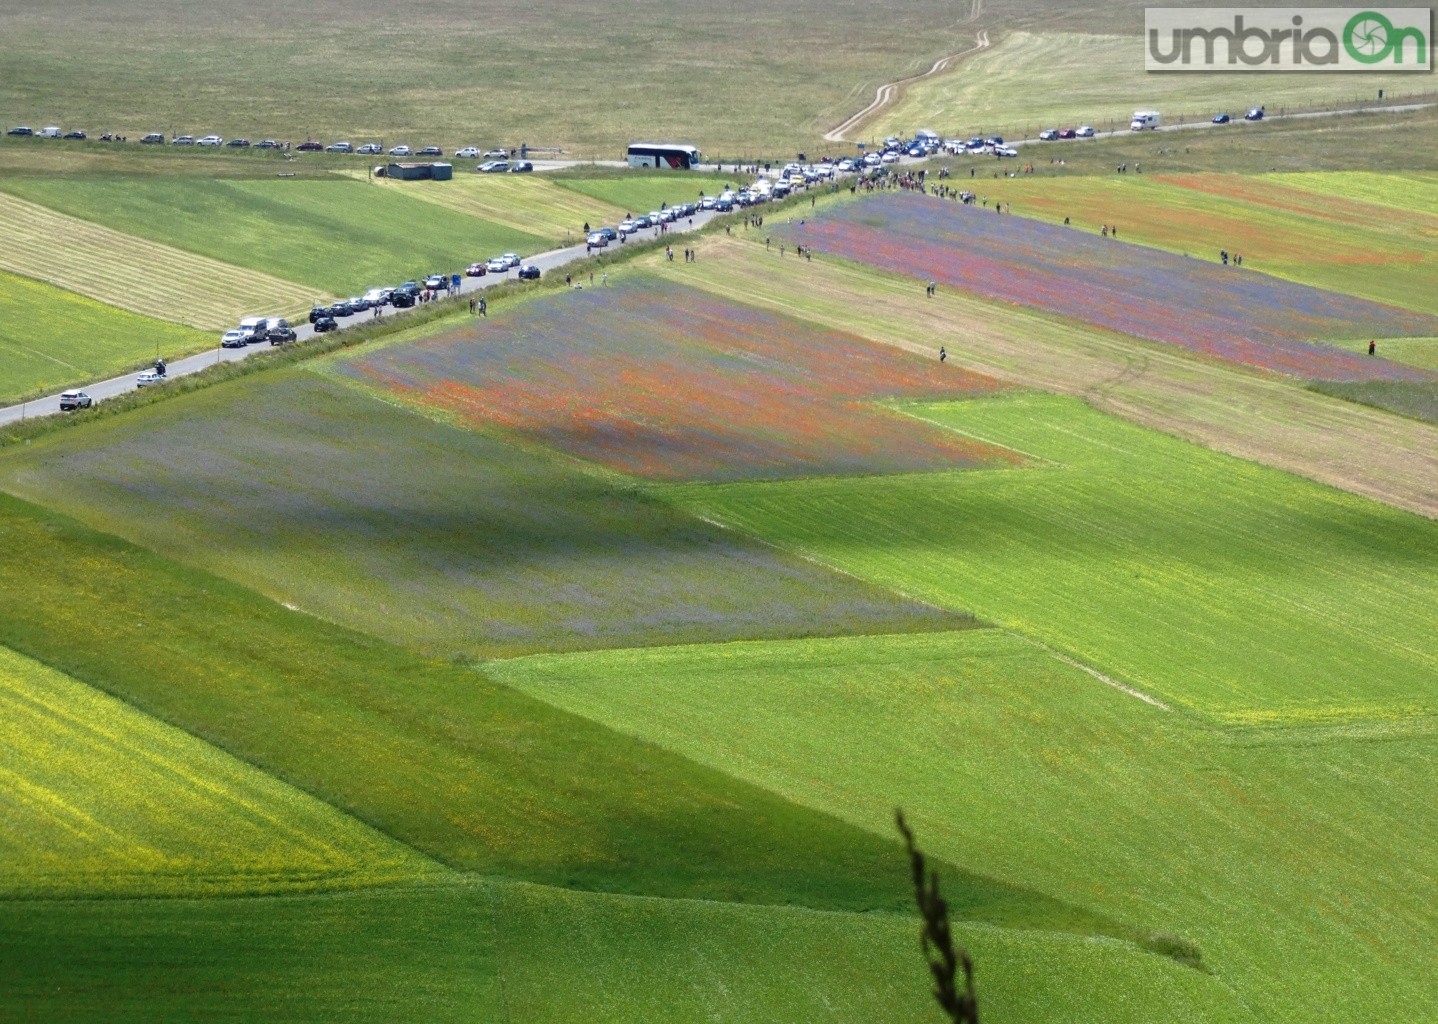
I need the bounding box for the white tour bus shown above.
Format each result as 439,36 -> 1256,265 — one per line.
627,142 -> 702,169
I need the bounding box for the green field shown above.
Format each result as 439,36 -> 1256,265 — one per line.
976,173 -> 1438,315
0,877 -> 1253,1024
0,643 -> 431,898
556,173 -> 745,215
0,0 -> 998,156
493,629 -> 1438,1024
0,370 -> 963,657
663,393 -> 1438,723
872,31 -> 1434,142
0,189 -> 319,329
0,482 -> 1000,913
0,176 -> 547,296
360,171 -> 630,244
0,269 -> 212,404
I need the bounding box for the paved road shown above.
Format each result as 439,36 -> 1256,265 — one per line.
0,212 -> 717,428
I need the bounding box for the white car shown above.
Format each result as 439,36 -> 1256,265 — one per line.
455,147 -> 480,159
501,253 -> 521,269
486,257 -> 510,273
862,153 -> 882,166
1038,129 -> 1059,141
220,329 -> 248,348
1076,125 -> 1096,138
59,391 -> 92,411
197,135 -> 224,147
389,145 -> 412,156
880,152 -> 900,164
362,287 -> 388,306
586,232 -> 608,248
477,160 -> 509,173
357,143 -> 382,155
995,145 -> 1020,158
136,370 -> 165,387
619,219 -> 637,233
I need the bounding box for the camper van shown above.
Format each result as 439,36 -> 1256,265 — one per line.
1130,111 -> 1161,131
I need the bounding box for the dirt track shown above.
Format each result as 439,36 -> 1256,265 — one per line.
682,237 -> 1438,520
823,0 -> 988,143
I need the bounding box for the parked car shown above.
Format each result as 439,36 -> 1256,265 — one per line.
255,139 -> 282,149
598,226 -> 618,241
389,144 -> 412,156
140,132 -> 165,144
1245,108 -> 1264,121
362,288 -> 389,307
466,262 -> 488,276
1076,125 -> 1095,137
227,138 -> 251,147
7,126 -> 33,136
587,232 -> 608,248
330,299 -> 354,317
136,370 -> 165,387
296,140 -> 324,152
308,306 -> 331,324
37,126 -> 62,139
455,147 -> 480,159
59,391 -> 92,411
486,257 -> 509,273
1213,113 -> 1231,124
423,274 -> 447,291
510,160 -> 534,173
418,146 -> 443,157
1058,128 -> 1077,140
1038,129 -> 1059,141
995,145 -> 1020,157
501,253 -> 521,269
220,329 -> 249,348
313,316 -> 338,333
198,135 -> 224,146
172,135 -> 195,145
517,265 -> 541,280
477,160 -> 508,173
267,322 -> 297,344
326,141 -> 354,153
63,130 -> 87,140
483,149 -> 507,159
357,143 -> 382,155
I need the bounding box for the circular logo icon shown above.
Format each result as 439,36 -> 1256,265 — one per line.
1345,10 -> 1396,63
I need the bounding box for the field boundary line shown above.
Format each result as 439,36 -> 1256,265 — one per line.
823,0 -> 988,143
1017,635 -> 1173,711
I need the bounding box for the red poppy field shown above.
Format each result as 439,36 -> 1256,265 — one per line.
779,193 -> 1438,382
342,277 -> 1015,481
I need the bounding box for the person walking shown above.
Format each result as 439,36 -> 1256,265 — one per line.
601,272 -> 609,287
478,295 -> 487,317
939,346 -> 947,362
1369,339 -> 1376,356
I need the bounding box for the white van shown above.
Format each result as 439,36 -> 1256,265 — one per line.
37,126 -> 62,139
1130,111 -> 1161,131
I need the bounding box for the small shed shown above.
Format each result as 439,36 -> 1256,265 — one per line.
385,162 -> 453,181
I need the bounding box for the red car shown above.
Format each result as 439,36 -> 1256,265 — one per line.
296,140 -> 324,152
1058,128 -> 1077,140
465,262 -> 488,277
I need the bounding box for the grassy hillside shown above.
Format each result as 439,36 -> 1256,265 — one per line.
0,270 -> 213,404
0,643 -> 431,898
975,173 -> 1438,316
0,878 -> 1255,1024
872,31 -> 1434,142
0,176 -> 547,296
0,0 -> 986,155
494,629 -> 1438,1024
0,488 -> 1006,913
0,370 -> 964,657
664,393 -> 1438,723
0,189 -> 318,329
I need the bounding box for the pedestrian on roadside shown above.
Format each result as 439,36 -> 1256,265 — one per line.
565,273 -> 572,287
478,295 -> 487,317
1369,339 -> 1376,356
940,346 -> 947,362
602,272 -> 609,286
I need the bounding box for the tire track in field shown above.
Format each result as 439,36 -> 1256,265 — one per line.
824,0 -> 988,144
0,191 -> 323,330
